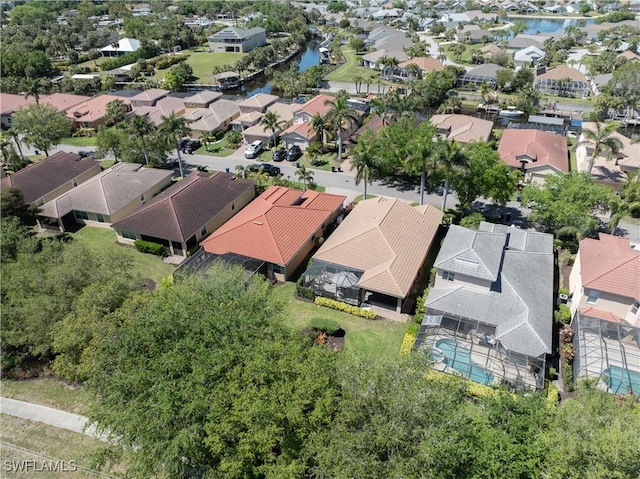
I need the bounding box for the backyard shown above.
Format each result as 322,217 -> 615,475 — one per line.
156,50 -> 246,83
325,47 -> 382,87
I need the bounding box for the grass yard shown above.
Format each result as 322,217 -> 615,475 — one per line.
1,378 -> 92,415
1,415 -> 128,478
60,136 -> 97,147
70,227 -> 175,283
74,55 -> 111,71
442,44 -> 482,65
194,140 -> 237,157
179,51 -> 246,82
272,283 -> 408,358
100,159 -> 116,169
325,47 -> 380,85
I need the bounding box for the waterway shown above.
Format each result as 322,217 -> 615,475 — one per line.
227,42 -> 321,97
510,17 -> 597,35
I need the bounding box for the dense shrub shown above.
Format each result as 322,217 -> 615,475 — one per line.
557,304 -> 571,324
134,240 -> 165,256
460,212 -> 485,229
309,317 -> 341,335
564,363 -> 574,392
414,287 -> 429,319
100,47 -> 156,71
547,382 -> 559,404
558,287 -> 570,297
314,296 -> 377,319
151,53 -> 190,70
296,276 -> 315,300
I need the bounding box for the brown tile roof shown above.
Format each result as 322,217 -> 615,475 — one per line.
66,94 -> 130,124
313,197 -> 443,298
133,96 -> 186,126
282,122 -> 317,140
40,93 -> 91,112
187,99 -> 240,132
0,93 -> 35,115
266,102 -> 297,124
112,172 -> 255,242
201,186 -> 345,266
398,57 -> 445,72
480,43 -> 503,56
130,88 -> 170,103
618,50 -> 640,61
498,129 -> 568,172
345,115 -> 384,145
536,65 -> 587,83
294,94 -> 335,118
429,114 -> 493,143
579,233 -> 640,299
0,151 -> 100,203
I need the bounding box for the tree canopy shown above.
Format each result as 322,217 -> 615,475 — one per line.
12,103 -> 72,156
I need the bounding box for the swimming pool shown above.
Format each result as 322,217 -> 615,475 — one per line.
603,366 -> 640,395
432,338 -> 495,386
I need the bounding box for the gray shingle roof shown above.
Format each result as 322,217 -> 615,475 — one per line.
426,224 -> 553,358
40,163 -> 172,219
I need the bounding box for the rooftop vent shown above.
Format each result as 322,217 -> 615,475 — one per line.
253,221 -> 263,225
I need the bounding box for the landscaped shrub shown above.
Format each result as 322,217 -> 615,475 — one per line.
400,324 -> 419,354
558,287 -> 570,297
564,363 -> 575,392
414,287 -> 429,320
557,304 -> 571,324
151,53 -> 190,70
296,276 -> 315,300
309,317 -> 341,335
314,296 -> 377,319
460,212 -> 485,229
134,240 -> 165,256
547,382 -> 559,404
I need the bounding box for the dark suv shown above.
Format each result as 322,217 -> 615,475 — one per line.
248,163 -> 281,176
286,145 -> 302,162
272,149 -> 286,162
183,139 -> 201,154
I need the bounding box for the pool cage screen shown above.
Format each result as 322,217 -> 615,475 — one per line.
456,75 -> 497,90
174,248 -> 266,280
533,79 -> 589,98
414,310 -> 546,391
572,312 -> 640,396
303,260 -> 363,306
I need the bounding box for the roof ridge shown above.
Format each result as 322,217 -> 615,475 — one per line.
584,252 -> 640,287
261,211 -> 287,264
498,275 -> 547,350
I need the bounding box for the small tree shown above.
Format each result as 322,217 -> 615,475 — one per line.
296,164 -> 314,191
12,103 -> 72,157
259,111 -> 285,148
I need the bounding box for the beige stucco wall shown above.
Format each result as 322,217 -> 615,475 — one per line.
576,288 -> 635,321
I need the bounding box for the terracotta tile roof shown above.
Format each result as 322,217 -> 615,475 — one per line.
429,114 -> 493,143
201,186 -> 345,266
40,93 -> 91,112
579,306 -> 622,323
282,122 -> 316,140
0,151 -> 100,203
187,99 -> 240,132
579,233 -> 640,299
498,129 -> 568,172
536,65 -> 587,83
133,96 -> 186,126
112,172 -> 255,242
294,94 -> 335,118
397,57 -> 444,72
66,94 -> 130,124
313,197 -> 443,298
617,50 -> 640,61
0,93 -> 35,115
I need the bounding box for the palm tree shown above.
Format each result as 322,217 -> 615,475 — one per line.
350,130 -> 381,200
578,118 -> 623,173
306,141 -> 322,166
296,164 -> 314,191
259,111 -> 285,148
6,128 -> 25,163
324,92 -> 359,161
129,114 -> 155,165
105,99 -> 127,128
310,113 -> 330,150
23,78 -> 43,104
252,166 -> 270,189
0,137 -> 28,173
435,138 -> 466,211
161,113 -> 190,178
235,164 -> 250,179
403,121 -> 438,205
479,80 -> 491,104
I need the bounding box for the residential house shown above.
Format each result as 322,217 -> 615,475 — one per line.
457,25 -> 494,44
506,34 -> 546,54
414,223 -> 554,391
618,50 -> 640,62
237,93 -> 278,114
37,163 -> 172,232
345,115 -> 385,149
100,38 -> 141,57
366,26 -> 405,46
0,93 -> 35,129
479,43 -> 504,61
440,12 -> 470,28
281,122 -> 318,150
534,66 -> 589,98
207,26 -> 266,53
200,186 -> 346,281
129,88 -> 170,108
65,94 -> 131,130
568,234 -> 640,395
132,95 -> 187,126
590,73 -> 613,96
498,129 -> 568,182
457,63 -> 505,89
0,151 -> 101,206
183,99 -> 241,138
429,114 -> 493,144
395,57 -> 445,81
303,197 -> 443,314
183,91 -> 222,109
40,93 -> 92,114
242,102 -> 297,145
514,45 -> 545,68
361,49 -> 409,69
543,4 -> 565,13
113,171 -> 255,257
293,94 -> 336,124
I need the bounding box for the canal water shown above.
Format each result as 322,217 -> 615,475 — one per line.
510,17 -> 597,35
228,42 -> 321,97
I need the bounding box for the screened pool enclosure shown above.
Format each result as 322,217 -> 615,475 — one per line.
303,260 -> 364,305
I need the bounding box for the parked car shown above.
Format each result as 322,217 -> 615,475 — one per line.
244,140 -> 264,159
178,139 -> 189,150
184,139 -> 201,154
248,163 -> 281,176
286,145 -> 302,162
272,148 -> 287,162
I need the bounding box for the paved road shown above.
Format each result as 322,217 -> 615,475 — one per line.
0,397 -> 108,442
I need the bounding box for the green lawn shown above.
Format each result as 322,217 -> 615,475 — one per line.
74,55 -> 111,71
272,283 -> 408,358
194,139 -> 237,157
60,137 -> 97,147
325,48 -> 382,86
1,415 -> 128,478
1,378 -> 92,415
70,227 -> 175,283
442,44 -> 482,65
100,159 -> 116,169
167,51 -> 246,82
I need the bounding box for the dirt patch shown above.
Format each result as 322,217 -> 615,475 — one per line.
302,327 -> 346,352
141,278 -> 157,291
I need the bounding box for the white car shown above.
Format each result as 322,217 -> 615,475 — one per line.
244,140 -> 264,159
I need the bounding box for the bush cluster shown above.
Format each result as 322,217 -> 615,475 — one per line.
556,304 -> 571,324
150,53 -> 190,70
314,297 -> 377,319
134,240 -> 165,256
547,382 -> 560,405
100,47 -> 156,71
296,277 -> 315,300
309,317 -> 341,335
564,363 -> 574,392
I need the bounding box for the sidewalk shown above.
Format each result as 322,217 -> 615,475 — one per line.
0,397 -> 108,442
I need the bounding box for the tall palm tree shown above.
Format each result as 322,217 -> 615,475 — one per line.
129,114 -> 155,166
105,99 -> 127,129
258,111 -> 285,148
578,118 -> 623,173
350,129 -> 381,201
235,164 -> 250,179
324,93 -> 359,161
161,113 -> 190,178
403,121 -> 438,205
23,78 -> 43,104
435,138 -> 466,212
6,128 -> 25,163
296,164 -> 314,191
310,112 -> 330,150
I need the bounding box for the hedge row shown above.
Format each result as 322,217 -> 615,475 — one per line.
296,277 -> 315,300
134,240 -> 165,256
314,297 -> 377,319
151,53 -> 190,70
100,47 -> 156,71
